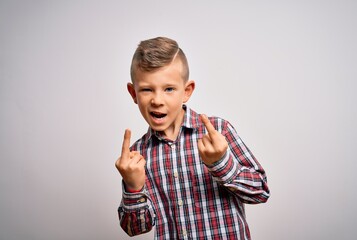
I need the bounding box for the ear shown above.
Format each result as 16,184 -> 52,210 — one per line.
127,83 -> 138,104
183,80 -> 195,103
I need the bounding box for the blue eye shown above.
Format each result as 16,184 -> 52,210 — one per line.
166,87 -> 174,92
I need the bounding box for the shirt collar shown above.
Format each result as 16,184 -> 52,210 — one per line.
143,105 -> 200,144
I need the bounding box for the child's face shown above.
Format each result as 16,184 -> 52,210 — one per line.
128,59 -> 195,140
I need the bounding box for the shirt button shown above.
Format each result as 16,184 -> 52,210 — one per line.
137,198 -> 146,203
182,229 -> 187,236
170,144 -> 176,149
178,199 -> 183,206
174,171 -> 178,178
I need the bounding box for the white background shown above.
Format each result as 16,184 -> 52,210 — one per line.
1,0 -> 356,239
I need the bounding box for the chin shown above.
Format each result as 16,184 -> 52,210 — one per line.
150,125 -> 166,132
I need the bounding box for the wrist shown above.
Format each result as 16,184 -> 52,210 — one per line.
203,151 -> 228,166
125,183 -> 144,193
126,188 -> 142,193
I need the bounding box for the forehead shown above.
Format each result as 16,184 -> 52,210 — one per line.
133,59 -> 186,85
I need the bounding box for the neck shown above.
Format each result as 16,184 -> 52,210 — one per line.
156,108 -> 185,141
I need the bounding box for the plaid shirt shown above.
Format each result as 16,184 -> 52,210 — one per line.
118,106 -> 270,239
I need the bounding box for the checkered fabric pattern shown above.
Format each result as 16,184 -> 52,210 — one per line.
118,106 -> 270,239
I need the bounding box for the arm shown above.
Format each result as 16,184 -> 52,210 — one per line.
115,129 -> 155,236
198,115 -> 270,204
118,183 -> 155,236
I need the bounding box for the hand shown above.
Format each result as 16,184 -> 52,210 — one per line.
198,114 -> 228,165
115,129 -> 146,191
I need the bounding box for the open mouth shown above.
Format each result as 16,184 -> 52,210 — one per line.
150,111 -> 167,119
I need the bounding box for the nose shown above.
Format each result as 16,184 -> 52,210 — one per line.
151,93 -> 164,106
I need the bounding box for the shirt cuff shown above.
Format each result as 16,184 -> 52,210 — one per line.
205,150 -> 239,184
121,181 -> 150,210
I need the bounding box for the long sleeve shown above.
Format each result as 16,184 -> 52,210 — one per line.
204,119 -> 270,204
118,183 -> 156,236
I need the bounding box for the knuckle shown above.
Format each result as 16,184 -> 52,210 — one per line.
127,163 -> 135,171
115,161 -> 120,169
117,164 -> 125,172
116,160 -> 128,171
217,145 -> 226,153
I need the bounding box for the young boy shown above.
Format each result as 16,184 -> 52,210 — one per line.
116,37 -> 270,239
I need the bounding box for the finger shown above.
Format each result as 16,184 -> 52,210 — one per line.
128,155 -> 146,168
198,136 -> 212,150
201,135 -> 211,145
200,114 -> 217,136
129,151 -> 139,159
121,129 -> 131,158
197,139 -> 205,154
201,135 -> 214,151
132,152 -> 143,161
137,157 -> 146,166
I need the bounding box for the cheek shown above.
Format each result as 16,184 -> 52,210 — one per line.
178,92 -> 187,104
136,97 -> 148,111
137,103 -> 149,119
170,98 -> 185,109
183,95 -> 189,103
136,94 -> 149,104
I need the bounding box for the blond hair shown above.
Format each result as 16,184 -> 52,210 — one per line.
130,37 -> 189,82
